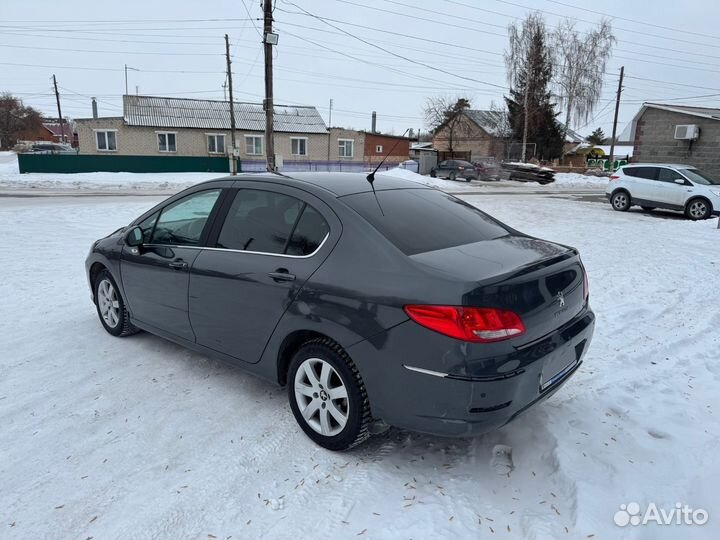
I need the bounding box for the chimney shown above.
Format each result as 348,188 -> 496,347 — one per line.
371,111 -> 377,133
91,97 -> 98,119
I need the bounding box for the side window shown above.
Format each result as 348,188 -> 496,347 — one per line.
637,167 -> 658,180
151,189 -> 221,246
137,211 -> 159,243
286,205 -> 330,256
216,190 -> 304,254
658,168 -> 684,183
438,161 -> 447,167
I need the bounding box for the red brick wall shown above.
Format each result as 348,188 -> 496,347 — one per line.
364,133 -> 411,163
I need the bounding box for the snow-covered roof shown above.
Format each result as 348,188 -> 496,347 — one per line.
463,109 -> 584,142
628,102 -> 720,142
594,144 -> 634,157
464,109 -> 507,137
122,95 -> 327,133
410,142 -> 433,150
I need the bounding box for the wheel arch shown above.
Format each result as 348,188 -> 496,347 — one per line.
685,195 -> 713,212
276,329 -> 343,386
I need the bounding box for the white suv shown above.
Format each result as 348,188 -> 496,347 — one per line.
606,164 -> 720,220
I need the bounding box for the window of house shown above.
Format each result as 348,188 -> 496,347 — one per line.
291,137 -> 308,156
95,130 -> 117,152
157,132 -> 177,153
338,139 -> 354,158
245,135 -> 263,155
207,134 -> 225,154
376,144 -> 383,154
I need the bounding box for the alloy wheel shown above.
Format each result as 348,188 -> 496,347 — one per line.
293,357 -> 349,436
688,200 -> 708,219
613,193 -> 628,209
97,279 -> 120,328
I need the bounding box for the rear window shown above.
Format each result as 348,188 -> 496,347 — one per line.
623,166 -> 657,180
342,189 -> 510,255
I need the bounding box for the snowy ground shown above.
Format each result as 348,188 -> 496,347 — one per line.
0,151 -> 607,195
1,187 -> 718,540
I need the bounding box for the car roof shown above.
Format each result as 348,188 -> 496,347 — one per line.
622,163 -> 696,169
196,171 -> 431,197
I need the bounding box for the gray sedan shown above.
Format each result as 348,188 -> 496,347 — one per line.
86,172 -> 594,450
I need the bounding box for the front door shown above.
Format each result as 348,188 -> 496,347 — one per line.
189,186 -> 335,363
651,167 -> 691,207
121,188 -> 223,341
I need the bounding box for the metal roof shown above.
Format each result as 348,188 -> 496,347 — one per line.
123,95 -> 328,133
463,109 -> 584,143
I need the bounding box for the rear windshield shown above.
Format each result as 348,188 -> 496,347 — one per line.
342,189 -> 510,255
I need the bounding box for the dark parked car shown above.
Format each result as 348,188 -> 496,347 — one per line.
430,159 -> 478,181
473,157 -> 501,181
501,162 -> 556,184
86,173 -> 594,450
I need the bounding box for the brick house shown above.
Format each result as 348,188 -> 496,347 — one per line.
432,109 -> 584,162
363,132 -> 413,164
75,95 -> 329,169
629,103 -> 720,176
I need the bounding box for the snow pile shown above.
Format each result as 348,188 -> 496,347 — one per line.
1,193 -> 719,539
552,172 -> 609,188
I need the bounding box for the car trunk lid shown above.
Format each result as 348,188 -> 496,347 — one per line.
409,235 -> 586,345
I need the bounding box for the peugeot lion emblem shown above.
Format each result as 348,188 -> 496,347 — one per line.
557,291 -> 566,308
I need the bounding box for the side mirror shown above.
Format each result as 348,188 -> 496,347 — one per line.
125,226 -> 144,247
674,178 -> 686,185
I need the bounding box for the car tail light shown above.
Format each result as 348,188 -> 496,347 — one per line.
403,305 -> 525,343
580,263 -> 589,302
609,175 -> 620,181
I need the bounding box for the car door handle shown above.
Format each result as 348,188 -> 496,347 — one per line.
268,269 -> 296,282
169,260 -> 188,270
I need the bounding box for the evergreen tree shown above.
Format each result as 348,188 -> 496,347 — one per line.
504,16 -> 563,161
586,127 -> 607,145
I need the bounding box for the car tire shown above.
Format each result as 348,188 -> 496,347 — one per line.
641,206 -> 656,212
94,270 -> 139,337
287,338 -> 371,451
685,198 -> 712,220
465,176 -> 472,182
611,190 -> 631,212
449,172 -> 457,181
430,170 -> 436,178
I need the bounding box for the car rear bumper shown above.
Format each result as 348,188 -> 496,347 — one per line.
348,306 -> 595,437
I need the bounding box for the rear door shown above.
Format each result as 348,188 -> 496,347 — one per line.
623,166 -> 659,201
188,184 -> 339,363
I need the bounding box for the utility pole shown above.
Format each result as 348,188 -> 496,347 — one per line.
52,75 -> 65,144
327,98 -> 333,163
263,0 -> 276,172
225,33 -> 237,175
608,66 -> 625,173
124,64 -> 139,97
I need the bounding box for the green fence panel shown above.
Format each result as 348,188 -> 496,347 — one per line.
17,153 -> 232,174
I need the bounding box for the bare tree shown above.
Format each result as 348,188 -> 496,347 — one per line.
505,13 -> 551,161
553,19 -> 615,134
423,96 -> 471,158
0,93 -> 43,150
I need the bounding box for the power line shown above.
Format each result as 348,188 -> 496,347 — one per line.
0,43 -> 223,57
278,2 -> 508,91
545,0 -> 720,42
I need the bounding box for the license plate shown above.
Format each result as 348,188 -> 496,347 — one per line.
540,353 -> 578,391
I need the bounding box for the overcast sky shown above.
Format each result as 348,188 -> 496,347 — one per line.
3,0 -> 719,139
